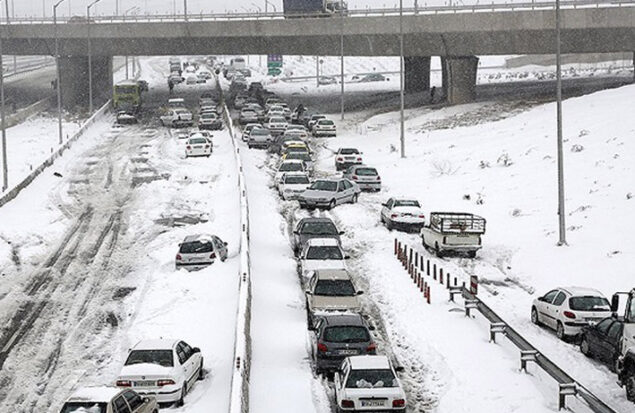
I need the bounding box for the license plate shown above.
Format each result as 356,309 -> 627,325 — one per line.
194,145 -> 202,149
457,233 -> 469,237
361,400 -> 385,407
134,380 -> 155,387
338,349 -> 358,355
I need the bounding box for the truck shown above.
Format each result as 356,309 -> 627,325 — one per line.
420,212 -> 486,258
611,289 -> 635,402
283,0 -> 347,17
113,80 -> 142,113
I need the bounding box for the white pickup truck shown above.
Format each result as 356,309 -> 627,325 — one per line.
420,212 -> 486,258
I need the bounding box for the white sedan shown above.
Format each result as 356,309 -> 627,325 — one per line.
116,339 -> 203,406
274,160 -> 306,184
334,355 -> 407,413
277,172 -> 311,200
185,136 -> 212,158
380,198 -> 426,232
267,116 -> 288,135
299,237 -> 348,279
160,108 -> 193,128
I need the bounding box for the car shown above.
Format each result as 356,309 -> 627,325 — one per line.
167,98 -> 186,108
265,97 -> 282,111
305,269 -> 363,327
175,234 -> 228,270
198,112 -> 223,130
244,103 -> 265,120
313,119 -> 337,137
248,81 -> 264,93
116,111 -> 138,125
248,127 -> 274,149
275,160 -> 307,184
269,135 -> 299,154
160,108 -> 193,128
310,314 -> 376,375
234,95 -> 248,109
116,339 -> 203,406
282,151 -> 314,172
359,73 -> 389,82
307,114 -> 326,130
185,136 -> 212,158
59,387 -> 158,413
277,172 -> 311,200
299,238 -> 348,278
298,178 -> 360,210
531,287 -> 612,340
421,212 -> 486,257
334,355 -> 406,413
380,198 -> 425,232
343,165 -> 381,192
271,103 -> 292,119
185,75 -> 198,85
199,100 -> 217,111
174,130 -> 191,141
241,123 -> 262,142
189,130 -> 212,141
318,75 -> 337,85
292,217 -> 343,256
281,141 -> 309,157
286,124 -> 309,133
284,128 -> 309,141
579,317 -> 624,372
266,108 -> 286,122
197,70 -> 212,80
168,73 -> 184,84
267,116 -> 289,135
239,109 -> 259,125
335,148 -> 363,171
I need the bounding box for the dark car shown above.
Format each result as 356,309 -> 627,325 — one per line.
292,217 -> 343,256
358,73 -> 388,82
311,314 -> 376,375
580,317 -> 623,372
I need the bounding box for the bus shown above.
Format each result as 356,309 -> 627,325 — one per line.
113,80 -> 142,113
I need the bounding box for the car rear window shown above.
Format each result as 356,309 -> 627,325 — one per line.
569,296 -> 611,312
270,117 -> 286,123
180,240 -> 214,253
310,181 -> 337,192
189,138 -> 208,145
301,221 -> 338,235
285,175 -> 310,185
252,129 -> 270,136
355,168 -> 377,176
306,246 -> 343,260
287,153 -> 311,161
323,326 -> 370,343
125,349 -> 174,367
346,369 -> 397,388
318,120 -> 334,125
339,148 -> 359,155
279,162 -> 304,172
394,200 -> 420,208
61,403 -> 107,413
314,280 -> 356,296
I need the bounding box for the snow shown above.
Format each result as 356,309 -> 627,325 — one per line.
66,386 -> 121,403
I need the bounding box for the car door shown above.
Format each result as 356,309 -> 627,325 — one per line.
335,181 -> 347,204
175,343 -> 190,388
588,319 -> 613,361
306,273 -> 317,312
551,291 -> 567,329
213,236 -> 227,260
180,341 -> 198,386
113,395 -> 132,413
604,321 -> 623,365
122,390 -> 146,413
537,290 -> 560,328
381,198 -> 394,222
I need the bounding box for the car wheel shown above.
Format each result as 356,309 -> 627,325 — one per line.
531,307 -> 540,325
198,359 -> 205,380
580,336 -> 591,357
556,321 -> 566,341
386,220 -> 393,231
175,384 -> 186,407
328,199 -> 336,210
352,194 -> 358,204
626,370 -> 635,402
467,250 -> 477,259
435,242 -> 443,258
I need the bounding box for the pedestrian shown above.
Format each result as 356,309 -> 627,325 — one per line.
430,86 -> 436,103
168,79 -> 174,95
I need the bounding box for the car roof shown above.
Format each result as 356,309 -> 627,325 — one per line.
314,268 -> 351,280
182,234 -> 215,244
338,147 -> 359,152
307,238 -> 340,247
321,313 -> 365,327
299,217 -> 335,224
280,160 -> 305,165
131,338 -> 178,351
66,386 -> 123,403
558,287 -> 606,297
348,355 -> 391,370
282,172 -> 309,178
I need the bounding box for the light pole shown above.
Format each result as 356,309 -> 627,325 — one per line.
115,0 -> 119,16
123,6 -> 138,78
0,1 -> 7,192
399,0 -> 405,158
54,0 -> 66,146
87,0 -> 101,114
340,2 -> 344,120
265,0 -> 276,12
183,0 -> 188,21
555,0 -> 566,245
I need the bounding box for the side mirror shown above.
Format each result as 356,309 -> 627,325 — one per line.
305,291 -> 312,295
356,291 -> 364,295
537,296 -> 545,302
394,366 -> 405,373
223,242 -> 228,246
368,325 -> 376,331
143,397 -> 150,404
339,231 -> 345,235
611,294 -> 619,312
345,255 -> 351,259
381,203 -> 387,207
192,347 -> 201,353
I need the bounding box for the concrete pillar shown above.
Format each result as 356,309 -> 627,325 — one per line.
59,55 -> 113,111
443,56 -> 479,105
404,56 -> 431,93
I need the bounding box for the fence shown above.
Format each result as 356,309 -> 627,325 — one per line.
394,239 -> 618,413
0,100 -> 111,208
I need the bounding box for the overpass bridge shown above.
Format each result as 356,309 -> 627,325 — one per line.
1,0 -> 633,107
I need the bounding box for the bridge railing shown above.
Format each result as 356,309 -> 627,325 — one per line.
4,0 -> 635,24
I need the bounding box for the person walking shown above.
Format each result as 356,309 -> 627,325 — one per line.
430,86 -> 436,103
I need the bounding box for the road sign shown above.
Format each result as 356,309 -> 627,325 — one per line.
267,55 -> 283,76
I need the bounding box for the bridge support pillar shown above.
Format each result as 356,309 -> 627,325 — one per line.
404,56 -> 430,93
59,55 -> 113,111
443,56 -> 479,105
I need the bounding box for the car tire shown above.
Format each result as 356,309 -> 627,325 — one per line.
352,194 -> 358,204
467,250 -> 477,259
556,321 -> 566,341
386,220 -> 393,231
435,242 -> 443,258
580,336 -> 591,357
175,384 -> 186,407
626,371 -> 635,402
328,199 -> 336,210
198,359 -> 205,380
531,307 -> 540,325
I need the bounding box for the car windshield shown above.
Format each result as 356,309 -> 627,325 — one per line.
318,120 -> 334,125
306,246 -> 343,260
201,113 -> 216,119
116,86 -> 137,94
242,110 -> 256,115
189,138 -> 208,145
346,369 -> 398,388
285,175 -> 310,185
355,168 -> 377,176
301,221 -> 338,235
314,280 -> 356,296
279,163 -> 303,172
61,403 -> 107,413
569,296 -> 611,311
394,200 -> 420,208
270,117 -> 286,123
324,326 -> 370,343
125,349 -> 174,367
180,240 -> 214,253
310,181 -> 337,192
339,148 -> 359,155
252,129 -> 270,136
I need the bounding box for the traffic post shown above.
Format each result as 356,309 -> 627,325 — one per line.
470,275 -> 479,295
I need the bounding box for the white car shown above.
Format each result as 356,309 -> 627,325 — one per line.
185,136 -> 212,157
277,172 -> 311,200
160,108 -> 193,128
380,198 -> 426,232
267,116 -> 288,135
168,98 -> 186,108
531,287 -> 612,340
284,128 -> 309,141
313,119 -> 337,137
335,148 -> 363,171
298,178 -> 360,210
334,355 -> 407,413
299,238 -> 348,278
59,386 -> 158,413
275,160 -> 306,184
307,114 -> 326,130
116,339 -> 203,406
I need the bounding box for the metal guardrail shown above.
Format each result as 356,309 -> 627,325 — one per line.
3,0 -> 634,24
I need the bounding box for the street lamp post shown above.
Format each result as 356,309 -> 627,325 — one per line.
87,0 -> 101,114
0,2 -> 7,192
340,3 -> 344,120
399,0 -> 405,158
54,0 -> 66,146
184,0 -> 188,21
555,0 -> 567,245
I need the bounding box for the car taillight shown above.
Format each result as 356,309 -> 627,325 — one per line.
209,252 -> 216,259
391,213 -> 399,218
317,342 -> 328,353
443,236 -> 447,244
341,400 -> 354,408
186,145 -> 191,150
356,157 -> 362,161
157,379 -> 176,387
377,176 -> 381,181
563,311 -> 576,319
337,157 -> 343,161
116,380 -> 131,387
418,214 -> 425,218
205,145 -> 210,149
366,342 -> 376,353
393,399 -> 406,408
176,254 -> 182,261
352,175 -> 358,180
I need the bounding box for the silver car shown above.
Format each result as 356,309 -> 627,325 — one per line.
248,128 -> 273,149
298,178 -> 360,210
175,234 -> 228,271
305,269 -> 363,327
60,387 -> 158,413
343,165 -> 381,192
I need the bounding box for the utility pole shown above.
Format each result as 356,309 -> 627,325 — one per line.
316,56 -> 319,88
183,0 -> 188,21
555,0 -> 566,246
340,3 -> 344,120
87,0 -> 101,114
54,0 -> 66,146
399,0 -> 405,158
0,4 -> 7,192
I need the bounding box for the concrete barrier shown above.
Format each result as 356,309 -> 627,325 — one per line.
0,100 -> 111,208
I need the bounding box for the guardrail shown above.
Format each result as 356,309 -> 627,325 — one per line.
393,239 -> 619,413
4,0 -> 635,24
217,76 -> 252,413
